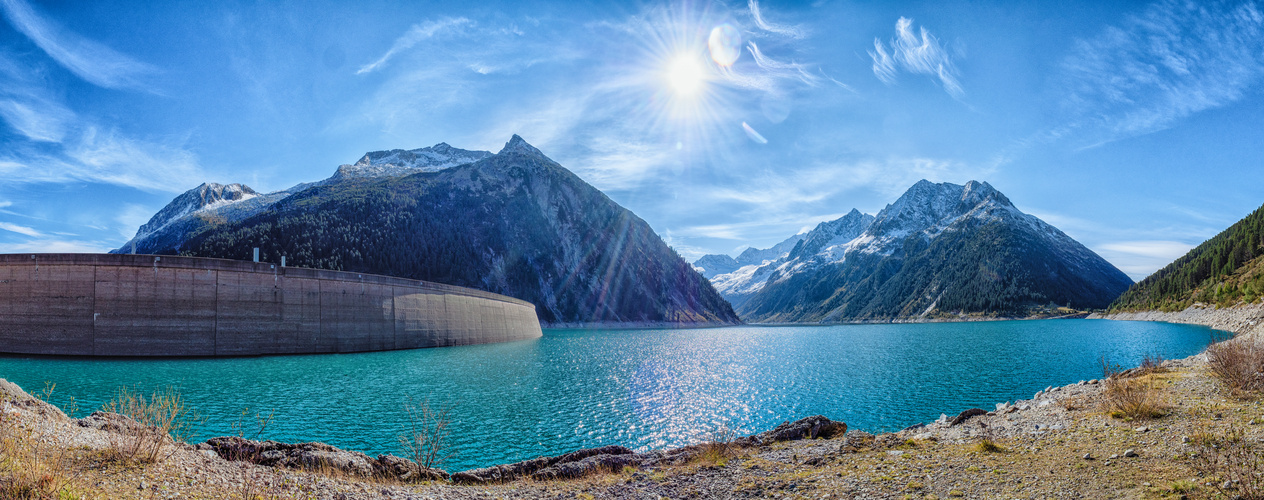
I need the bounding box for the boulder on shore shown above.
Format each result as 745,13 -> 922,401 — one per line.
201,436 -> 448,482
452,445 -> 635,484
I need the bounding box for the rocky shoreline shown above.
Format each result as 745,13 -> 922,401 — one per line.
4,308 -> 1262,499
1089,302 -> 1264,337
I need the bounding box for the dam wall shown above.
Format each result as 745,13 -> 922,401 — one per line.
0,254 -> 543,356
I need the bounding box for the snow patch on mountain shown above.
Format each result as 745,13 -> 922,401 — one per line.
331,142 -> 493,181
698,209 -> 874,307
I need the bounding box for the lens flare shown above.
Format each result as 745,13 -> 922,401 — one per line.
707,24 -> 741,67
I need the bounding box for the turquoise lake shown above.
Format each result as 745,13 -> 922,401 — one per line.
0,319 -> 1223,471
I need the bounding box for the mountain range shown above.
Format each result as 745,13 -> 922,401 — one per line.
694,180 -> 1134,322
115,136 -> 738,326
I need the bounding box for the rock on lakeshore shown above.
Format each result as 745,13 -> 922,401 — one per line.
452,445 -> 636,484
201,436 -> 449,482
1090,302 -> 1264,338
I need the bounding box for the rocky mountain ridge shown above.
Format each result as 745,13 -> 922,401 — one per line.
119,135 -> 737,326
698,180 -> 1133,322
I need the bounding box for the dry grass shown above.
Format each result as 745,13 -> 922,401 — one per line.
1098,356 -> 1169,420
694,425 -> 743,466
101,385 -> 199,464
0,405 -> 82,499
1206,339 -> 1264,394
973,439 -> 1005,453
1189,426 -> 1264,499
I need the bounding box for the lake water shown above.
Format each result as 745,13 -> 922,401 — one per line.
0,319 -> 1222,471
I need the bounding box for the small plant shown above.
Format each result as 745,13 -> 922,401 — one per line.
1100,376 -> 1167,420
1138,352 -> 1167,375
973,439 -> 1005,453
101,385 -> 200,464
398,396 -> 454,471
1098,357 -> 1167,420
695,425 -> 740,466
1168,479 -> 1198,493
1189,426 -> 1264,499
34,382 -> 79,418
231,407 -> 275,441
1207,339 -> 1264,394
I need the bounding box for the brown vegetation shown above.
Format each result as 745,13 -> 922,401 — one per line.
1207,339 -> 1264,393
100,386 -> 200,464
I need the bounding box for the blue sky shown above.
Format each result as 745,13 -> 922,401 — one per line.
1,0 -> 1262,281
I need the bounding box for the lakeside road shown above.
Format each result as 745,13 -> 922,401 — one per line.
3,305 -> 1260,499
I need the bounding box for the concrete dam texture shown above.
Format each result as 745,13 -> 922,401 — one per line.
0,254 -> 543,357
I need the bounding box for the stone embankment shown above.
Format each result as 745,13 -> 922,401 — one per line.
1088,302 -> 1264,338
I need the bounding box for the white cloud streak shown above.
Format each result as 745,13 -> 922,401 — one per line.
1058,0 -> 1264,145
869,17 -> 963,98
1095,240 -> 1196,281
747,0 -> 804,38
0,237 -> 110,254
0,97 -> 72,142
356,17 -> 472,74
0,0 -> 158,91
0,221 -> 41,237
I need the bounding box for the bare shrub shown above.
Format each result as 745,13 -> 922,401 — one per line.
398,397 -> 454,470
1189,426 -> 1264,499
1138,352 -> 1167,375
102,385 -> 199,463
1207,340 -> 1264,393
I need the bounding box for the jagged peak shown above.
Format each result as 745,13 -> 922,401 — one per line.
497,134 -> 544,157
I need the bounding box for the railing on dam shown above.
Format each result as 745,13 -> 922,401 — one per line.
0,253 -> 543,357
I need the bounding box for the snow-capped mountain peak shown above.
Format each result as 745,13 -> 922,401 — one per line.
135,182 -> 258,237
331,142 -> 493,181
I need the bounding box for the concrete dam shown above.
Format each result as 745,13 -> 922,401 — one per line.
0,254 -> 542,357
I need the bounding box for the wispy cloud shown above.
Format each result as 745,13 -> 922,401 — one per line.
0,97 -> 72,142
0,237 -> 110,254
356,17 -> 473,74
0,0 -> 159,91
1095,240 -> 1195,281
0,127 -> 204,193
0,221 -> 41,237
747,0 -> 805,39
869,17 -> 963,98
1057,0 -> 1264,147
0,50 -> 204,193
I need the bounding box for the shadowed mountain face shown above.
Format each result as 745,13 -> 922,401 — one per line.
122,136 -> 738,326
701,180 -> 1133,322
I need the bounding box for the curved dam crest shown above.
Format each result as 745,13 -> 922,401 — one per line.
0,254 -> 542,356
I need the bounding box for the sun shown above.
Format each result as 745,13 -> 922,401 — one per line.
666,53 -> 707,97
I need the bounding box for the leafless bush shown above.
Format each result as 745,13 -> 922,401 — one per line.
1189,426 -> 1264,499
398,397 -> 454,470
1138,352 -> 1167,375
102,385 -> 199,463
1207,340 -> 1264,394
